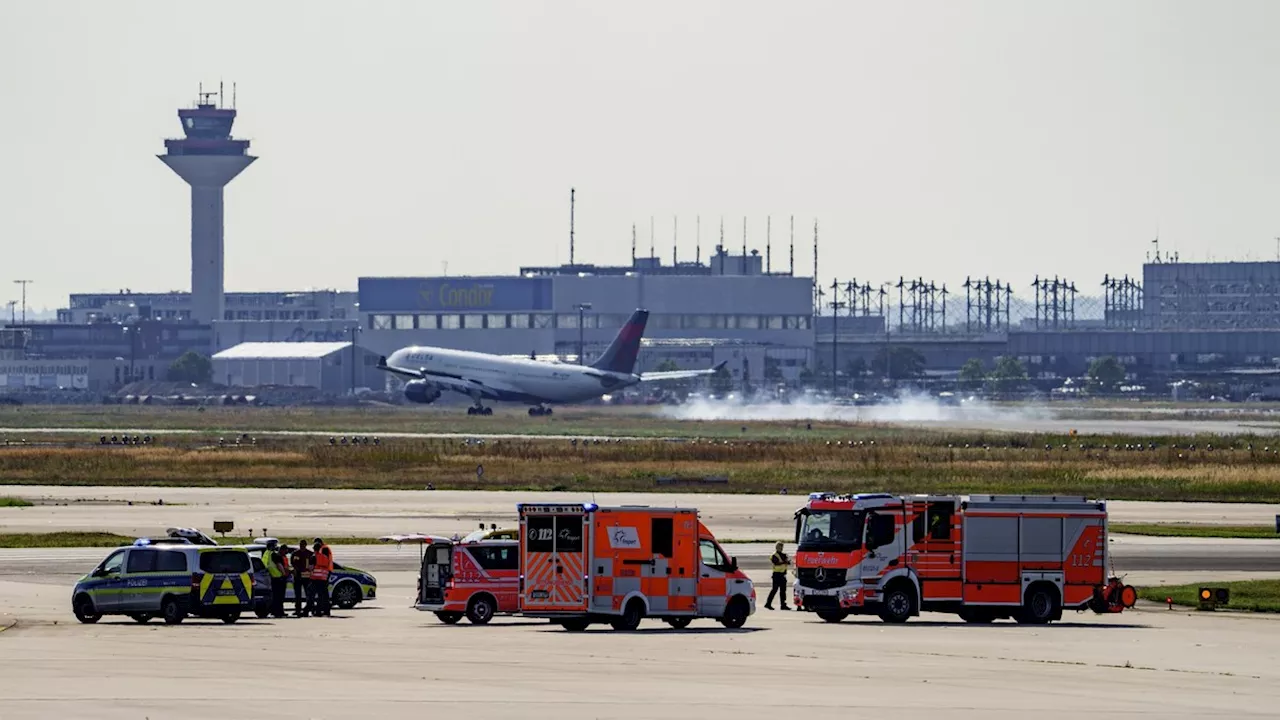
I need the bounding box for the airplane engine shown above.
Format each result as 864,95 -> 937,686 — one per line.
403,380 -> 442,404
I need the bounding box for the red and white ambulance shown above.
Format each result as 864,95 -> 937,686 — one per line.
517,502 -> 756,631
792,493 -> 1137,624
415,530 -> 520,625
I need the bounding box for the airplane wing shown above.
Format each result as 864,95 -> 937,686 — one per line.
376,358 -> 518,401
639,361 -> 728,382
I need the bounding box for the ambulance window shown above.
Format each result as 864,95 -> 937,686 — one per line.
652,517 -> 674,558
554,516 -> 584,553
126,550 -> 156,573
527,516 -> 555,552
699,539 -> 728,568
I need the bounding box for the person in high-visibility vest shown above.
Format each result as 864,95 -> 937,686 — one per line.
310,538 -> 334,617
766,541 -> 791,610
291,539 -> 315,617
262,539 -> 288,618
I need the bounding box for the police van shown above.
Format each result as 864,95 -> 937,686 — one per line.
72,540 -> 255,625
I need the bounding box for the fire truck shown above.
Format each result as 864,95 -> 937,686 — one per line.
415,529 -> 520,625
517,503 -> 756,631
792,493 -> 1137,624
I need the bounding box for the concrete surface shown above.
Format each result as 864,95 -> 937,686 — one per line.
3,486 -> 1278,540
1,571 -> 1278,719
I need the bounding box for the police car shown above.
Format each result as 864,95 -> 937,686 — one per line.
72,540 -> 255,624
245,542 -> 378,611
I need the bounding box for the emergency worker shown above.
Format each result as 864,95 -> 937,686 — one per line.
291,539 -> 314,617
311,537 -> 334,617
765,541 -> 791,610
262,539 -> 288,618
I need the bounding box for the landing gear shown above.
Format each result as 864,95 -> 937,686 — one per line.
528,406 -> 553,417
466,406 -> 493,416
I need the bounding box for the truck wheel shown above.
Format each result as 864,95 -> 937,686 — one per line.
129,613 -> 153,624
559,619 -> 590,632
879,585 -> 915,624
435,612 -> 463,625
817,609 -> 849,623
665,617 -> 693,629
161,597 -> 185,625
466,595 -> 496,625
73,595 -> 101,624
332,582 -> 362,609
720,597 -> 750,629
221,611 -> 241,624
1017,585 -> 1060,625
611,600 -> 645,631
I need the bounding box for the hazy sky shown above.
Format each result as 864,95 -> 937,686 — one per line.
2,1 -> 1278,312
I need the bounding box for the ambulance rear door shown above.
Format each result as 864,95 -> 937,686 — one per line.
520,504 -> 590,612
418,542 -> 452,606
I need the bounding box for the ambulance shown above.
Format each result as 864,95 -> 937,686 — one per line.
517,503 -> 755,631
416,533 -> 520,625
792,493 -> 1137,624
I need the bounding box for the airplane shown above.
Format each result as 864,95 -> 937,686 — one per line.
376,309 -> 725,416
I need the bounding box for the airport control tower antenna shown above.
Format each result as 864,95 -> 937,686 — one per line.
631,223 -> 637,264
649,216 -> 655,260
569,188 -> 576,266
813,219 -> 819,312
673,216 -> 678,265
158,83 -> 256,325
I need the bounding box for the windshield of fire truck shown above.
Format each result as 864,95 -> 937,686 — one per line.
798,510 -> 864,550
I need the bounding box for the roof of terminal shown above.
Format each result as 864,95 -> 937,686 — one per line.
213,342 -> 352,360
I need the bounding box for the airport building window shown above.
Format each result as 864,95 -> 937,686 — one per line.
582,314 -> 597,329
440,314 -> 461,329
417,314 -> 438,330
371,314 -> 392,330
688,315 -> 715,329
599,314 -> 628,329
486,314 -> 508,329
558,314 -> 579,329
510,314 -> 530,329
463,314 -> 485,329
395,314 -> 415,330
766,315 -> 784,329
651,314 -> 680,330
532,314 -> 554,329
738,315 -> 760,329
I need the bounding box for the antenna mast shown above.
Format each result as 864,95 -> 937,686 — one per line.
673,216 -> 678,266
631,223 -> 637,265
649,216 -> 655,260
789,215 -> 794,275
696,216 -> 701,264
812,219 -> 819,311
741,217 -> 747,274
569,187 -> 575,266
766,216 -> 772,274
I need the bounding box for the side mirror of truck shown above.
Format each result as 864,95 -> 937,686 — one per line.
730,557 -> 739,572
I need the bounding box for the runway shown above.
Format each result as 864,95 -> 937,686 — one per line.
1,570 -> 1278,719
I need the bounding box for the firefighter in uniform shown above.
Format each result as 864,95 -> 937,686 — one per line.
262,539 -> 288,618
311,537 -> 334,617
766,541 -> 791,610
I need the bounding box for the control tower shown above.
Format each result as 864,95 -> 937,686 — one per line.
159,84 -> 256,324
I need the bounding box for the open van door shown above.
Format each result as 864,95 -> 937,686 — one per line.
519,503 -> 591,613
418,542 -> 453,607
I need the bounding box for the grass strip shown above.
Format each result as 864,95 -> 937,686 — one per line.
1111,523 -> 1279,539
0,532 -> 394,549
0,497 -> 33,507
1138,580 -> 1280,613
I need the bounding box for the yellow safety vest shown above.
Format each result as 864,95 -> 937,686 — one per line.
771,552 -> 789,574
264,549 -> 285,579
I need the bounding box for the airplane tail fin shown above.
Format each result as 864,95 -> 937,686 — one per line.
590,309 -> 648,374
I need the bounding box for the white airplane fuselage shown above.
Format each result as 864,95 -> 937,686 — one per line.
386,345 -> 639,405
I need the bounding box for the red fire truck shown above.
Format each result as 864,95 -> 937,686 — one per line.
416,532 -> 520,625
792,493 -> 1136,624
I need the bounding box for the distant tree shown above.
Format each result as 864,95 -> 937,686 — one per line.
1087,356 -> 1126,394
871,346 -> 925,380
845,357 -> 868,390
798,365 -> 816,387
654,359 -> 680,373
168,351 -> 212,384
764,357 -> 784,384
958,358 -> 987,390
986,356 -> 1028,393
